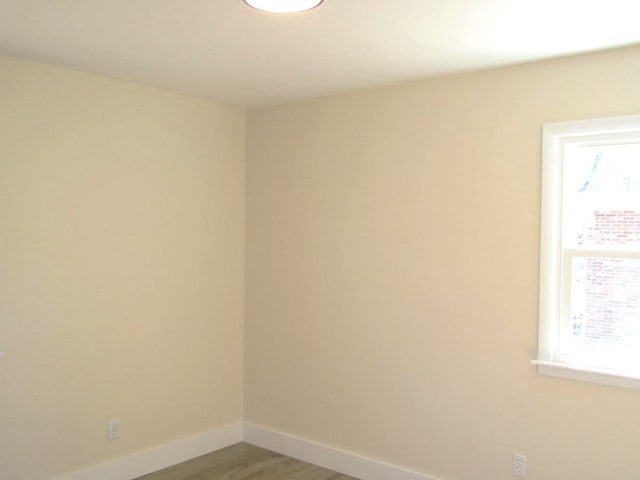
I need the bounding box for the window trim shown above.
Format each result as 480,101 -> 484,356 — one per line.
535,114 -> 640,389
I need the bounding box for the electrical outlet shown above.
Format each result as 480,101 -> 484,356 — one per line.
108,419 -> 119,440
512,453 -> 527,478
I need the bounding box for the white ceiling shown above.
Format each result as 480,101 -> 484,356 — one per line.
1,0 -> 639,107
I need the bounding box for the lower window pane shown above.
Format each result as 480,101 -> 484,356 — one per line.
567,256 -> 640,369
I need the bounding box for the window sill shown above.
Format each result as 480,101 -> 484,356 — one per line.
531,359 -> 640,390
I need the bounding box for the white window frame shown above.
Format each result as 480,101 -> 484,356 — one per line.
534,114 -> 640,389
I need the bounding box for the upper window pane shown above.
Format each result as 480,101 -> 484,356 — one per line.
562,142 -> 640,250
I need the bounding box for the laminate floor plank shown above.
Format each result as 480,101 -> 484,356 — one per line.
134,443 -> 358,480
181,449 -> 284,480
243,456 -> 315,480
138,444 -> 263,480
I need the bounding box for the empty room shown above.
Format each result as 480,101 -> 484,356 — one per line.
2,1 -> 640,480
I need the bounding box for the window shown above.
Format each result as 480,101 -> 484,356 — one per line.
535,115 -> 640,389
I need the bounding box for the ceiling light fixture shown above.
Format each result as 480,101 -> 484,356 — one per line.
243,0 -> 323,14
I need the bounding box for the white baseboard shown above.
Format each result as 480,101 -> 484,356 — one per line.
49,422 -> 441,480
49,422 -> 243,480
243,422 -> 440,480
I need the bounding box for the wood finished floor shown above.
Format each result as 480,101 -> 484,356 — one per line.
134,442 -> 359,480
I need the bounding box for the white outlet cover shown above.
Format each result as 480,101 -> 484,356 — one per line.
513,453 -> 527,478
108,419 -> 119,440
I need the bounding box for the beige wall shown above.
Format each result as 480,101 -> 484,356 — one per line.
245,45 -> 640,480
3,44 -> 640,480
0,55 -> 245,480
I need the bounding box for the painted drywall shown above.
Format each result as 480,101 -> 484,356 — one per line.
245,45 -> 640,480
0,54 -> 245,480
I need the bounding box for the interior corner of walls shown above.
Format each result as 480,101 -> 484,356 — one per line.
242,423 -> 441,480
48,422 -> 243,480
